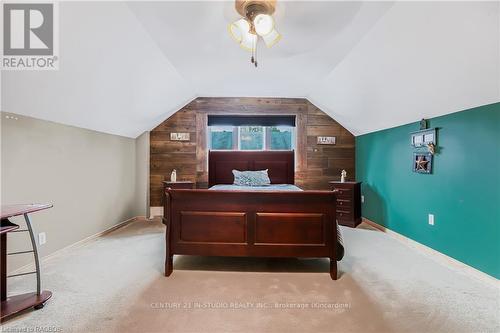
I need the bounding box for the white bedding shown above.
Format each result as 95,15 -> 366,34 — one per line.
209,184 -> 302,191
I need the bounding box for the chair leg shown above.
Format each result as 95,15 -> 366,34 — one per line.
330,259 -> 338,280
165,255 -> 173,277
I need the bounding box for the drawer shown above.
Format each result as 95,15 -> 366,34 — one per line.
337,206 -> 352,214
333,188 -> 352,198
336,199 -> 352,209
336,211 -> 353,220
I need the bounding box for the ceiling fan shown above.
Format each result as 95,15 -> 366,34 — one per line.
228,0 -> 281,67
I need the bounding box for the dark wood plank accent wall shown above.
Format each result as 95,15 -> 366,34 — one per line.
150,97 -> 355,206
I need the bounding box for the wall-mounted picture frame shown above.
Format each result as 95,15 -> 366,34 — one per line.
410,128 -> 436,148
170,132 -> 190,141
413,152 -> 433,174
317,136 -> 336,145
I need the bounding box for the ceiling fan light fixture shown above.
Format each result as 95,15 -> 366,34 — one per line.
254,14 -> 274,36
262,28 -> 281,48
229,0 -> 280,66
228,18 -> 250,43
239,31 -> 257,51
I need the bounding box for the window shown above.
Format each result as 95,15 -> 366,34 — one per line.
269,126 -> 293,150
208,126 -> 294,151
239,126 -> 264,150
209,126 -> 235,150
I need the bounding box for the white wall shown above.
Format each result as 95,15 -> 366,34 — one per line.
1,113 -> 139,271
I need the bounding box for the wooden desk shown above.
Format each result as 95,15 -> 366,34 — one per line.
1,204 -> 53,323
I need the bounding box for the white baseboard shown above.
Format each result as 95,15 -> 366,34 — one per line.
149,206 -> 163,219
362,218 -> 499,288
10,216 -> 140,275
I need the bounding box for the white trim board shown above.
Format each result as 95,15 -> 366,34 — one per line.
10,216 -> 142,275
362,218 -> 499,288
150,206 -> 163,219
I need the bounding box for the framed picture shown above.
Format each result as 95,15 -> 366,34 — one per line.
412,134 -> 424,146
170,132 -> 190,141
413,152 -> 433,174
423,132 -> 434,144
317,136 -> 336,145
411,128 -> 436,147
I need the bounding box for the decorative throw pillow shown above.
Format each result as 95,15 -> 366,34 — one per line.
232,169 -> 271,186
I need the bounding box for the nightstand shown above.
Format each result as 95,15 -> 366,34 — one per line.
329,181 -> 362,228
163,181 -> 195,190
162,181 -> 195,207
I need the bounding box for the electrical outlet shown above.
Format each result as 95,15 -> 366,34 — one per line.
38,232 -> 46,245
361,195 -> 365,203
428,214 -> 434,226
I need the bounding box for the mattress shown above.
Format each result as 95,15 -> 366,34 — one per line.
209,184 -> 302,191
208,183 -> 344,261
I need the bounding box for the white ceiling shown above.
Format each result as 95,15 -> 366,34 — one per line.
2,1 -> 499,138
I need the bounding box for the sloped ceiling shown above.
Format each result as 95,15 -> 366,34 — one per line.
2,1 -> 499,138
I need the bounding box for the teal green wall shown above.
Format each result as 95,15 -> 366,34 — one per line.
356,103 -> 500,278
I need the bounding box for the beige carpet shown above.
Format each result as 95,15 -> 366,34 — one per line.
1,220 -> 499,333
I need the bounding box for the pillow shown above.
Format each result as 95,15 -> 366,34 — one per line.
232,169 -> 271,186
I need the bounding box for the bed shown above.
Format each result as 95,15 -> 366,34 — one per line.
163,151 -> 344,280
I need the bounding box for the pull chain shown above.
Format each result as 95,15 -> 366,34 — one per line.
250,38 -> 258,67
251,38 -> 255,64
254,37 -> 258,68
250,37 -> 257,67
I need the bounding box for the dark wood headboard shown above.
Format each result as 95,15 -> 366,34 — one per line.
208,151 -> 294,187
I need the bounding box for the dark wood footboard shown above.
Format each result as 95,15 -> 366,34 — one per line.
163,189 -> 338,279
